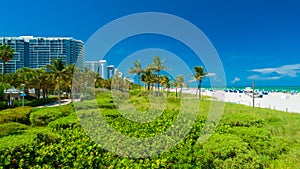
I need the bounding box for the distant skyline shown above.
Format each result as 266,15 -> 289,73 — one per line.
1,0 -> 299,86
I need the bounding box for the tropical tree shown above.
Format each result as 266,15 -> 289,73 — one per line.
161,75 -> 171,96
0,45 -> 15,85
149,56 -> 169,91
46,59 -> 67,104
172,80 -> 179,98
41,71 -> 55,100
16,67 -> 34,95
31,68 -> 46,100
141,67 -> 156,91
176,75 -> 186,97
4,72 -> 19,88
62,64 -> 75,99
193,66 -> 207,99
128,60 -> 142,90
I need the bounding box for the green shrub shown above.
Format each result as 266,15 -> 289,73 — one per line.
0,122 -> 28,137
0,133 -> 36,150
0,106 -> 32,125
202,133 -> 263,168
48,115 -> 79,130
221,113 -> 265,127
30,107 -> 70,126
34,132 -> 61,144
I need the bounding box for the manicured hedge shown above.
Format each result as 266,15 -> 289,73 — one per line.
0,107 -> 32,125
30,106 -> 72,126
0,122 -> 29,137
0,98 -> 58,111
48,115 -> 79,130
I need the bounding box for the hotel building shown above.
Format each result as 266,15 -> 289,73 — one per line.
0,36 -> 84,73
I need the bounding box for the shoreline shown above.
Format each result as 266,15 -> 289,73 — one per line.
170,88 -> 300,114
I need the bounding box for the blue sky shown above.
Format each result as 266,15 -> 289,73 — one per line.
1,0 -> 300,87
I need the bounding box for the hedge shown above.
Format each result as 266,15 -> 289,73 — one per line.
0,107 -> 32,125
48,115 -> 79,130
0,122 -> 29,137
30,106 -> 71,126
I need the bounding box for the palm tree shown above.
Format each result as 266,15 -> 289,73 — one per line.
41,71 -> 54,100
4,72 -> 18,88
63,64 -> 75,99
161,75 -> 171,96
16,67 -> 33,95
176,75 -> 186,97
193,66 -> 207,99
46,59 -> 67,104
32,68 -> 46,100
141,67 -> 155,91
172,80 -> 179,98
149,56 -> 169,91
128,60 -> 142,90
0,45 -> 15,85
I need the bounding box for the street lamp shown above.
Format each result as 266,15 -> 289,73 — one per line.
21,84 -> 25,107
85,82 -> 88,100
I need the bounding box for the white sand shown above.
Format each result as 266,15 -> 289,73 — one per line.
170,88 -> 300,113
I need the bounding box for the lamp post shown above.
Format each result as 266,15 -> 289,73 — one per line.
9,91 -> 12,106
21,84 -> 25,107
85,82 -> 88,100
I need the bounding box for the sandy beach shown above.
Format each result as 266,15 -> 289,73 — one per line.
170,88 -> 300,114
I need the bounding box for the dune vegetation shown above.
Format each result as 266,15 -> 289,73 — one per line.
0,90 -> 299,168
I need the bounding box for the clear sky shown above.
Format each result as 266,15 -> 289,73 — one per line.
1,0 -> 299,87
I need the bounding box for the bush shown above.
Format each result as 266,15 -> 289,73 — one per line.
201,133 -> 263,168
48,115 -> 79,130
0,122 -> 28,137
0,106 -> 32,125
35,132 -> 61,144
221,113 -> 265,127
30,106 -> 71,126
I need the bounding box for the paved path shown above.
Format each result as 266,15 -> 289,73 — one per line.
36,99 -> 72,108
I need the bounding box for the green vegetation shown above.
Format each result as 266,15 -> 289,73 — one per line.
30,105 -> 74,126
0,122 -> 28,137
0,90 -> 299,168
0,106 -> 32,125
0,45 -> 15,85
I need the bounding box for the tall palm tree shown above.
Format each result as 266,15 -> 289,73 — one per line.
31,68 -> 42,100
46,59 -> 66,104
172,80 -> 179,98
176,75 -> 186,97
128,60 -> 142,90
149,56 -> 169,91
41,71 -> 54,100
193,66 -> 207,99
0,45 -> 15,85
63,64 -> 75,99
16,67 -> 33,95
161,75 -> 170,90
141,67 -> 155,91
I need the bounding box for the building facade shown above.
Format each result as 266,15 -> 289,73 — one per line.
0,37 -> 25,73
84,60 -> 117,80
107,65 -> 115,79
0,36 -> 84,73
99,60 -> 107,79
84,60 -> 107,79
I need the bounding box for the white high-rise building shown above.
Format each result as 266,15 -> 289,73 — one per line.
84,60 -> 108,79
99,60 -> 107,79
107,65 -> 115,79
